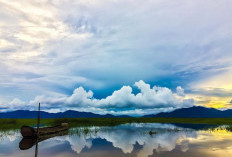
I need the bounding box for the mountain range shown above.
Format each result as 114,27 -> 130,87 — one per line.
144,106 -> 232,118
1,106 -> 232,118
0,110 -> 130,118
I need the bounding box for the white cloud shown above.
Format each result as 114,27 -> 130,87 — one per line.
95,80 -> 193,109
0,98 -> 28,111
0,0 -> 232,108
3,80 -> 194,115
176,86 -> 185,97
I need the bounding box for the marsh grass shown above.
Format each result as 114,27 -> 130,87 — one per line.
68,127 -> 100,137
1,118 -> 232,130
0,119 -> 54,130
226,125 -> 232,131
52,118 -> 232,128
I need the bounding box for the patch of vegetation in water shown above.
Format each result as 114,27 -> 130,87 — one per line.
224,125 -> 232,132
68,127 -> 100,136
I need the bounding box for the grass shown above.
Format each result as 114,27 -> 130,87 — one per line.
1,118 -> 232,130
0,119 -> 54,130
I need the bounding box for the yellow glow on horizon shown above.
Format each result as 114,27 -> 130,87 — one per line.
193,70 -> 232,90
188,70 -> 232,109
204,98 -> 231,109
186,94 -> 232,109
192,95 -> 231,109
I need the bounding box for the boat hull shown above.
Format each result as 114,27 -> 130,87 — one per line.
21,125 -> 68,138
19,130 -> 68,150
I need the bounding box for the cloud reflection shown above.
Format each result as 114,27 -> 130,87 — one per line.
2,124 -> 232,157
55,123 -> 197,156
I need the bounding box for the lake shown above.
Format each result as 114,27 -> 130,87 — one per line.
1,123 -> 232,157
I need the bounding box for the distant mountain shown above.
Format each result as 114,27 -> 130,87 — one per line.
2,106 -> 232,118
144,106 -> 232,118
0,110 -> 130,118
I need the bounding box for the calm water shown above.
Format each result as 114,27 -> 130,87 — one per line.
1,123 -> 232,157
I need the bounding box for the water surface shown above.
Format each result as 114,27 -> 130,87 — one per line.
1,123 -> 232,157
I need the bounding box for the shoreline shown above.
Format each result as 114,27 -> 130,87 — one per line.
1,117 -> 232,130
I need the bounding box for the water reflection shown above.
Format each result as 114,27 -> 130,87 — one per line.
61,124 -> 195,156
19,131 -> 68,150
1,123 -> 232,157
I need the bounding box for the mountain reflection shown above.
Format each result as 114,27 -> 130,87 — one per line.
1,123 -> 232,157
54,123 -> 197,157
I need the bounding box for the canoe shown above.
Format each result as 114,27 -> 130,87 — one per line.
19,130 -> 68,150
21,123 -> 69,137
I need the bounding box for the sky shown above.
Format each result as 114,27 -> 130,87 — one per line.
0,0 -> 232,116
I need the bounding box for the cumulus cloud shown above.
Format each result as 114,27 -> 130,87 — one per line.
9,98 -> 26,106
3,80 -> 195,115
0,98 -> 28,111
94,80 -> 192,109
176,86 -> 185,97
0,0 -> 232,108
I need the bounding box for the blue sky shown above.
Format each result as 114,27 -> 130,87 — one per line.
0,0 -> 232,115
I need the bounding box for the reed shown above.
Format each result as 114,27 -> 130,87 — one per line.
1,118 -> 232,130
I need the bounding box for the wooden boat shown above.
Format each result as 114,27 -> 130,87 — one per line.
19,130 -> 68,150
20,103 -> 69,138
21,123 -> 69,137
